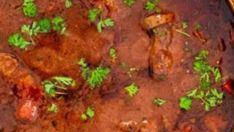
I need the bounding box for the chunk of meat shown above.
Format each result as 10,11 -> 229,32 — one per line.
0,53 -> 42,121
149,37 -> 173,79
143,13 -> 175,30
204,114 -> 228,132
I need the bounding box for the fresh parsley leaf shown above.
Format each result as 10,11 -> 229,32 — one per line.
86,107 -> 95,118
52,76 -> 76,87
153,98 -> 166,106
8,33 -> 31,49
145,1 -> 155,11
43,80 -> 57,97
21,22 -> 40,36
43,76 -> 76,96
52,16 -> 66,34
37,18 -> 51,33
125,83 -> 139,97
81,107 -> 95,121
23,0 -> 37,17
78,58 -> 110,89
88,8 -> 101,22
109,48 -> 117,60
211,67 -> 221,83
65,0 -> 73,8
47,103 -> 58,113
180,50 -> 224,111
87,67 -> 110,88
179,96 -> 192,110
123,0 -> 136,7
97,18 -> 115,32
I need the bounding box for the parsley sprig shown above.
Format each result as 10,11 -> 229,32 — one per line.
22,0 -> 37,17
125,83 -> 139,97
179,50 -> 223,111
8,33 -> 31,49
78,58 -> 110,89
81,107 -> 95,121
43,76 -> 76,97
87,7 -> 114,32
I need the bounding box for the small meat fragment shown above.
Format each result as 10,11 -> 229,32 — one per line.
143,13 -> 174,30
0,53 -> 42,122
204,114 -> 228,132
118,120 -> 138,132
149,38 -> 173,80
16,100 -> 38,122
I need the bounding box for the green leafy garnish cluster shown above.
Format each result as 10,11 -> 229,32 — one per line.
123,0 -> 136,7
22,0 -> 37,17
144,0 -> 161,12
78,58 -> 110,89
8,33 -> 31,49
43,76 -> 76,97
179,50 -> 223,111
8,17 -> 65,49
88,8 -> 114,32
125,83 -> 139,97
88,8 -> 102,22
81,107 -> 95,121
47,103 -> 58,113
52,16 -> 66,34
153,98 -> 166,106
97,18 -> 115,32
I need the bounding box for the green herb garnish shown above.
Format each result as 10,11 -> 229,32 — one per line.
109,48 -> 117,60
179,50 -> 223,111
125,83 -> 139,97
153,98 -> 166,106
52,16 -> 66,34
88,8 -> 101,22
179,96 -> 192,110
81,107 -> 95,121
145,1 -> 156,11
47,103 -> 58,113
37,18 -> 51,33
22,0 -> 37,17
8,33 -> 31,49
43,76 -> 76,97
97,18 -> 115,32
78,58 -> 110,89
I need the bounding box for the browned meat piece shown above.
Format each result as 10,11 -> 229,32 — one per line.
118,119 -> 160,132
143,13 -> 175,30
204,114 -> 228,132
0,53 -> 42,122
149,37 -> 173,79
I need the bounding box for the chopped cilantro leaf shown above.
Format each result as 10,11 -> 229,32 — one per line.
23,0 -> 37,17
97,18 -> 115,32
8,33 -> 31,49
153,98 -> 166,106
47,103 -> 58,113
52,16 -> 66,34
125,83 -> 139,97
88,8 -> 101,22
179,96 -> 192,110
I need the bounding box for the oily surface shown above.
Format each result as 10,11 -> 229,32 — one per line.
0,0 -> 234,131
